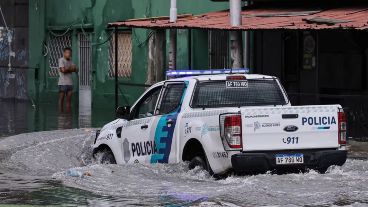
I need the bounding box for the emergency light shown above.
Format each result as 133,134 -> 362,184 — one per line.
166,68 -> 249,79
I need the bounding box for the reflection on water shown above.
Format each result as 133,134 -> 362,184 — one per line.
57,112 -> 73,129
0,99 -> 114,138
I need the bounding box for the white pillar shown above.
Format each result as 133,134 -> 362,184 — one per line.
170,0 -> 177,23
229,0 -> 243,69
230,0 -> 242,26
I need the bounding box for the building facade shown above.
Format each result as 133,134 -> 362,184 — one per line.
1,0 -> 366,137
28,0 -> 229,111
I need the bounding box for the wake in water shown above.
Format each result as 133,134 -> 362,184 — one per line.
1,129 -> 368,206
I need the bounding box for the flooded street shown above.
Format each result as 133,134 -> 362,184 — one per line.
0,99 -> 113,138
1,99 -> 368,206
0,128 -> 368,206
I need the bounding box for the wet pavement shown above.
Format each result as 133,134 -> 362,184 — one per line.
0,99 -> 113,138
0,128 -> 367,206
1,100 -> 368,206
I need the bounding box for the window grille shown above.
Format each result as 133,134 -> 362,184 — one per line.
47,33 -> 71,77
78,33 -> 92,87
209,30 -> 230,69
108,31 -> 132,78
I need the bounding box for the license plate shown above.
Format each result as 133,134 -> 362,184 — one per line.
226,80 -> 248,88
275,153 -> 304,165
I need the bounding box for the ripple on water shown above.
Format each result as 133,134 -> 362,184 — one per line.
0,129 -> 368,206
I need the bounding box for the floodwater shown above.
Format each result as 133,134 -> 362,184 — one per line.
0,130 -> 368,206
1,100 -> 368,206
0,99 -> 113,137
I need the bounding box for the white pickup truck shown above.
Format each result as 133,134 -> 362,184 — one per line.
92,70 -> 347,175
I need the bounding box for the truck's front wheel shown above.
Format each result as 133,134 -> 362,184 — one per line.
93,148 -> 116,164
101,151 -> 116,164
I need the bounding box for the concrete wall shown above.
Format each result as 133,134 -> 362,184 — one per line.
0,0 -> 28,99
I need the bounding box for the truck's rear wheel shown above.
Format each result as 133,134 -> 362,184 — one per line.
189,156 -> 208,171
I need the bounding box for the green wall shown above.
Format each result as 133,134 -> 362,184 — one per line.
28,0 -> 228,111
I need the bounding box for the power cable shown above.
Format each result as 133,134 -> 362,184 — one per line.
0,4 -> 8,31
0,3 -> 13,73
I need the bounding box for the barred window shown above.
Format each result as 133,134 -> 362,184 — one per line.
209,30 -> 230,69
47,33 -> 71,77
191,79 -> 287,108
108,31 -> 132,78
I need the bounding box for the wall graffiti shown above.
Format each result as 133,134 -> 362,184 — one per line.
0,30 -> 29,100
0,38 -> 9,62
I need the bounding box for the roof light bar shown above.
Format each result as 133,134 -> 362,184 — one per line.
166,68 -> 249,79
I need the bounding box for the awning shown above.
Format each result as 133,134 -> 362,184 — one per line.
109,6 -> 368,30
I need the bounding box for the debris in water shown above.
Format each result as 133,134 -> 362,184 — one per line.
66,169 -> 83,178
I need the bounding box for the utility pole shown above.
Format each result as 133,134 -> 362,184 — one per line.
169,0 -> 177,70
229,0 -> 243,69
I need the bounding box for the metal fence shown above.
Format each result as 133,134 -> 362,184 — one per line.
78,33 -> 92,87
108,31 -> 132,78
47,33 -> 72,77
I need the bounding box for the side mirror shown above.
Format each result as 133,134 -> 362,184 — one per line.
116,106 -> 131,120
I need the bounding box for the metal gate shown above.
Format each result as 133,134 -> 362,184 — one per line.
209,30 -> 230,69
78,33 -> 92,127
78,34 -> 92,87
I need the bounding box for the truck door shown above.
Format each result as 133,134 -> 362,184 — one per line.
150,81 -> 187,164
120,85 -> 162,164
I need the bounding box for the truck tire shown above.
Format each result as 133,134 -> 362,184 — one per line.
189,156 -> 208,170
101,150 -> 116,164
188,155 -> 214,176
94,149 -> 116,164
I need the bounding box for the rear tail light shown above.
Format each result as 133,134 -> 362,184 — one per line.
338,111 -> 347,145
220,114 -> 242,150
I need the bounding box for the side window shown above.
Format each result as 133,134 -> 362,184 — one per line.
158,83 -> 186,115
133,86 -> 162,119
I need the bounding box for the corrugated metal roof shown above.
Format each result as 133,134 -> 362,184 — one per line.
109,7 -> 368,30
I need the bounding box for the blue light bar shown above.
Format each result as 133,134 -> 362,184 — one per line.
166,68 -> 249,79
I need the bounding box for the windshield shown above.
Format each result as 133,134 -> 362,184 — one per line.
191,79 -> 287,108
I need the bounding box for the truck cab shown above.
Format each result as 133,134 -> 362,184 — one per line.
93,69 -> 347,175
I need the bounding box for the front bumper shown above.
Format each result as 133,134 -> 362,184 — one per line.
231,149 -> 347,174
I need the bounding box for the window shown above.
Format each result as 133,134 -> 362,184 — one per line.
133,86 -> 162,119
47,33 -> 71,77
209,30 -> 230,69
109,31 -> 132,78
191,79 -> 287,108
158,83 -> 186,115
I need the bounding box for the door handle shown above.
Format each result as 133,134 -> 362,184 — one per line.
141,124 -> 148,129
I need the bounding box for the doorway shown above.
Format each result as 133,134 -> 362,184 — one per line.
78,33 -> 92,128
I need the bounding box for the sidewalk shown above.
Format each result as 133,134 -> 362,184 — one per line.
348,140 -> 368,159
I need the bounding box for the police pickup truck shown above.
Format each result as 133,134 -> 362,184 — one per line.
93,69 -> 347,175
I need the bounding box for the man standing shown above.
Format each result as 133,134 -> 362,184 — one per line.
58,47 -> 77,113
